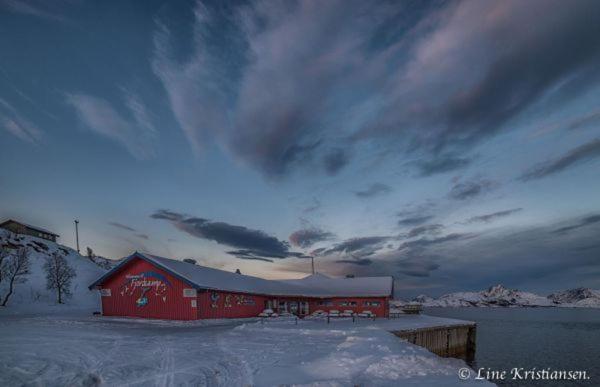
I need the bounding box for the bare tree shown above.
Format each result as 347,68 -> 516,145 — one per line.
183,258 -> 197,265
1,248 -> 31,306
44,252 -> 76,304
0,246 -> 10,285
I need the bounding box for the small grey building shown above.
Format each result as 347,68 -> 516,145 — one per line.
0,219 -> 59,242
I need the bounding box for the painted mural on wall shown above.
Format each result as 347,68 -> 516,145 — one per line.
212,293 -> 256,309
236,295 -> 256,306
120,271 -> 173,308
210,291 -> 220,308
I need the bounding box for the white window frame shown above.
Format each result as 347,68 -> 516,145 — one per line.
100,288 -> 111,297
183,288 -> 197,298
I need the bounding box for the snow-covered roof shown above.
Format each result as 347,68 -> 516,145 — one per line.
89,252 -> 393,298
0,219 -> 59,236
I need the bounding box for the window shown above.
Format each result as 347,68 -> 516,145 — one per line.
183,289 -> 197,297
364,301 -> 381,307
318,299 -> 333,306
349,301 -> 357,306
278,301 -> 288,313
339,301 -> 348,306
100,288 -> 111,297
191,299 -> 197,308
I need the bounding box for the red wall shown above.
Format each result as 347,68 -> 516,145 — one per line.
99,258 -> 198,320
307,297 -> 389,317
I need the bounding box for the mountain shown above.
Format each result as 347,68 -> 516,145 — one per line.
412,284 -> 600,308
0,230 -> 114,314
548,288 -> 600,307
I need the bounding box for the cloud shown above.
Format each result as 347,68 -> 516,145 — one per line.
0,0 -> 69,22
135,234 -> 150,240
552,214 -> 600,234
150,1 -> 600,179
519,138 -> 600,181
150,209 -> 184,221
66,91 -> 157,160
225,250 -> 274,263
448,178 -> 495,200
399,233 -> 476,251
108,222 -> 136,232
397,201 -> 438,227
335,258 -> 373,266
397,258 -> 440,278
565,109 -> 600,131
416,154 -> 472,177
354,183 -> 392,198
289,228 -> 335,248
151,4 -> 240,156
367,0 -> 600,152
320,236 -> 390,257
0,98 -> 43,144
398,215 -> 434,227
302,197 -> 322,214
151,210 -> 306,260
462,208 -> 523,224
406,224 -> 444,238
149,1 -> 600,179
323,148 -> 350,175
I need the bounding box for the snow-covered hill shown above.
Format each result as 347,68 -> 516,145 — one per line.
409,284 -> 600,308
0,230 -> 113,314
548,288 -> 600,308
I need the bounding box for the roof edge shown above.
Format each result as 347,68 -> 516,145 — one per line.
88,251 -> 202,290
0,219 -> 60,237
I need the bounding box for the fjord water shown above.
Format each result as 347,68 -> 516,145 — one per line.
425,307 -> 600,386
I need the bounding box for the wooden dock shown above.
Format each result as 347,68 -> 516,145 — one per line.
390,323 -> 476,362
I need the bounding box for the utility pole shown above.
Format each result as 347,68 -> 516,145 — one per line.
311,256 -> 315,275
74,219 -> 80,253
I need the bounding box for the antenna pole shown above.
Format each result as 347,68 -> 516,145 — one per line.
74,219 -> 80,253
311,256 -> 315,274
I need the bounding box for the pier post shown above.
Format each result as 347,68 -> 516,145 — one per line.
466,325 -> 477,363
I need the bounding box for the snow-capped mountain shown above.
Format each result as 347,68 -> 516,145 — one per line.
412,295 -> 435,304
0,230 -> 113,313
548,288 -> 600,307
411,284 -> 600,308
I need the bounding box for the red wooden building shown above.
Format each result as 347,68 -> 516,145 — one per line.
89,252 -> 394,320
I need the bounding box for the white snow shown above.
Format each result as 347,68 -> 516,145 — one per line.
0,230 -> 109,315
0,313 -> 491,386
93,252 -> 393,298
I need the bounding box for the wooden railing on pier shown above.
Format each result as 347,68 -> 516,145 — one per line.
390,323 -> 476,362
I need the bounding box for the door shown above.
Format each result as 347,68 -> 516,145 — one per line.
289,301 -> 298,315
299,301 -> 309,316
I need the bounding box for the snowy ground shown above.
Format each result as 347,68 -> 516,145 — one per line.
0,313 -> 492,387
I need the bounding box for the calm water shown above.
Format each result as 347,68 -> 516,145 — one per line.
425,307 -> 600,386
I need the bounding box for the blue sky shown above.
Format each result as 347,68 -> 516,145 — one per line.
1,0 -> 600,297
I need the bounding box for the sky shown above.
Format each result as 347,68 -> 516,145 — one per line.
1,0 -> 600,298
